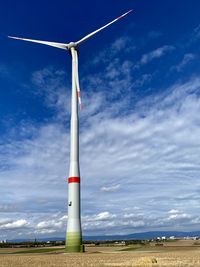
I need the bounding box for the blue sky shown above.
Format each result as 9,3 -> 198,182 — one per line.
1,0 -> 200,239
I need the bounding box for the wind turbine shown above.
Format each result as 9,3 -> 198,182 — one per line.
8,9 -> 133,252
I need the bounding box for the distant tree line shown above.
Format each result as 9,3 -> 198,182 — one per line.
0,239 -> 151,248
0,240 -> 65,248
84,240 -> 149,246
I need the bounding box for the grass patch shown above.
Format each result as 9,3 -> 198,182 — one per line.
13,248 -> 64,254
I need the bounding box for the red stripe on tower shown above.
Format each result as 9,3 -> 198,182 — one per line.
68,177 -> 80,183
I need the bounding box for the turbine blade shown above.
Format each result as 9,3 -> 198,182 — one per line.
8,36 -> 68,50
75,9 -> 133,46
74,51 -> 83,110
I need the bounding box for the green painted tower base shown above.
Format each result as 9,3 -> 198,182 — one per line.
66,232 -> 85,253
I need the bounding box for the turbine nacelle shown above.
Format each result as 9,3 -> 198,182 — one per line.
67,42 -> 77,50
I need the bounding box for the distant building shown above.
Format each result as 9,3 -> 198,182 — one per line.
184,236 -> 199,240
114,241 -> 126,246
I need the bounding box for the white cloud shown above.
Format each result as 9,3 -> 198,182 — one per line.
168,213 -> 191,221
172,53 -> 196,72
193,24 -> 200,40
92,36 -> 135,65
0,219 -> 29,230
111,37 -> 132,52
37,221 -> 59,229
168,209 -> 179,214
123,213 -> 143,219
35,229 -> 56,234
140,45 -> 175,65
33,215 -> 68,235
101,184 -> 121,192
31,67 -> 70,118
83,212 -> 116,222
59,215 -> 68,222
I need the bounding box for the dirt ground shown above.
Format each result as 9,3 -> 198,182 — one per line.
0,241 -> 200,267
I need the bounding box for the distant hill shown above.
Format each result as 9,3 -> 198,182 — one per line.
83,231 -> 200,241
8,230 -> 200,243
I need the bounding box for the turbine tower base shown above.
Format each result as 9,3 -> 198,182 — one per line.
66,244 -> 85,253
66,232 -> 85,253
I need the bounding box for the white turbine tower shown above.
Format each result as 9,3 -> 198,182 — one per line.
8,9 -> 133,252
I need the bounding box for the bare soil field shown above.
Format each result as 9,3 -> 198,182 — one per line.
0,241 -> 200,267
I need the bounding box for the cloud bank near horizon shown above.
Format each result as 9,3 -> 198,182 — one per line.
1,74 -> 200,238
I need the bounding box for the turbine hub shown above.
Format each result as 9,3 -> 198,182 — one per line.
68,42 -> 77,50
